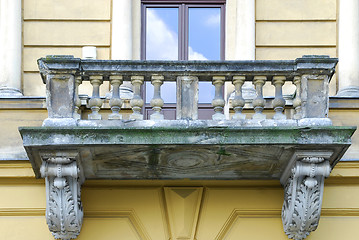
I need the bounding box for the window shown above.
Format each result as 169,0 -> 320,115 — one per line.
141,0 -> 225,119
141,1 -> 225,60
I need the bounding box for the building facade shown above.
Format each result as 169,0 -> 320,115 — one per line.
1,0 -> 359,239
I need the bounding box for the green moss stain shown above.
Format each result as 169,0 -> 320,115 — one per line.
217,147 -> 231,156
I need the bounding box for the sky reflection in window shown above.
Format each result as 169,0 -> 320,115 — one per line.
145,7 -> 221,103
146,8 -> 178,60
189,8 -> 221,60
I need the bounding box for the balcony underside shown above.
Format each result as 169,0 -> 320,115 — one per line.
20,121 -> 355,180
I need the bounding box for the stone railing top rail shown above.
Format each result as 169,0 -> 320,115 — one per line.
38,55 -> 337,82
37,55 -> 338,125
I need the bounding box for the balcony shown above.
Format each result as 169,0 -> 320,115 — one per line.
19,55 -> 355,240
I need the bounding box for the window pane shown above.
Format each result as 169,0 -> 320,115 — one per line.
146,8 -> 178,60
199,81 -> 215,103
189,8 -> 220,104
146,81 -> 176,103
188,8 -> 221,60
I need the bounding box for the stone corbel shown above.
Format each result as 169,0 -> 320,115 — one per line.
280,151 -> 332,240
40,152 -> 85,240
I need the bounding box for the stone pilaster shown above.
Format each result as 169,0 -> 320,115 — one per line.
337,0 -> 359,97
234,0 -> 256,99
0,0 -> 22,97
111,0 -> 133,60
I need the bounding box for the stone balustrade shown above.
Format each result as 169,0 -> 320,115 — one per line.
37,55 -> 337,127
20,55 -> 355,240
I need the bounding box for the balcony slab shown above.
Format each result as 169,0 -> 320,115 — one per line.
19,122 -> 355,180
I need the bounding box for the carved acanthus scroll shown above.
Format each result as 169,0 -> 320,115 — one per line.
40,153 -> 84,240
281,156 -> 331,240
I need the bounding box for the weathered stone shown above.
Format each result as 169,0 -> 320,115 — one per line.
108,75 -> 123,120
129,75 -> 144,120
272,76 -> 286,120
252,76 -> 266,120
300,75 -> 330,118
212,76 -> 226,120
46,74 -> 75,118
176,76 -> 198,120
150,75 -> 164,120
38,55 -> 338,83
20,124 -> 355,180
231,75 -> 246,120
31,55 -> 355,240
281,151 -> 332,240
40,152 -> 84,240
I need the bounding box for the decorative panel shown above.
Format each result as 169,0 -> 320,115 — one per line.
164,187 -> 203,240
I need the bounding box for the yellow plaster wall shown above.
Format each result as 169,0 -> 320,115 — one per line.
22,0 -> 340,96
256,0 -> 336,21
0,109 -> 47,160
255,0 -> 337,54
0,161 -> 359,240
24,0 -> 111,20
5,0 -> 358,239
22,0 -> 112,96
255,0 -> 338,95
330,109 -> 359,160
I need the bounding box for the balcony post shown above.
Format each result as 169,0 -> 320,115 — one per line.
176,76 -> 198,120
299,74 -> 331,123
43,73 -> 77,126
37,56 -> 81,126
296,55 -> 334,125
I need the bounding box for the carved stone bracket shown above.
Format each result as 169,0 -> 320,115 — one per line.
281,153 -> 332,240
40,152 -> 85,240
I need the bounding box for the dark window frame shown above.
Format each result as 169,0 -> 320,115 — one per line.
141,0 -> 226,119
141,0 -> 226,60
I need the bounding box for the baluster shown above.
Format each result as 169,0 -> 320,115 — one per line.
212,76 -> 226,120
272,76 -> 286,120
252,76 -> 266,120
88,75 -> 103,120
130,75 -> 144,120
232,75 -> 246,120
108,75 -> 123,120
293,76 -> 302,119
74,75 -> 82,120
150,75 -> 164,120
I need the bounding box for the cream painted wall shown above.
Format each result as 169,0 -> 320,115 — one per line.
1,161 -> 359,240
22,0 -> 339,95
2,0 -> 359,239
